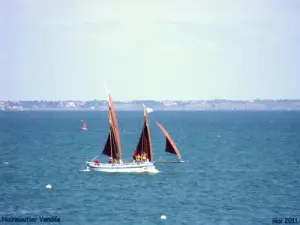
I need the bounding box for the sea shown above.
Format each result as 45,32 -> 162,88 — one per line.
0,111 -> 299,225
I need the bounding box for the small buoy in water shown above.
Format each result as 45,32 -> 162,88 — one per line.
46,184 -> 52,189
160,215 -> 167,220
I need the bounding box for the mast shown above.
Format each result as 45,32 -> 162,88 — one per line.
156,121 -> 182,160
133,107 -> 153,161
109,112 -> 113,159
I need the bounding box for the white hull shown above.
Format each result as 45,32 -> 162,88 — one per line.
86,161 -> 159,173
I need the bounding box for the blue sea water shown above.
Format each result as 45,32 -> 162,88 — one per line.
0,111 -> 299,225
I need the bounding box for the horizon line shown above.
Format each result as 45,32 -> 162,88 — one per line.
1,98 -> 300,102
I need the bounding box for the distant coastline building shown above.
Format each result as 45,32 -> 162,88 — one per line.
162,100 -> 177,106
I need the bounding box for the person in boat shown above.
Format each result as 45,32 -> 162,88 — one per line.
113,158 -> 117,163
141,152 -> 146,161
133,152 -> 138,162
143,152 -> 149,161
108,157 -> 113,164
136,154 -> 141,162
133,152 -> 137,162
94,159 -> 100,165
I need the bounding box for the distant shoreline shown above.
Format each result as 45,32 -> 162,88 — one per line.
1,100 -> 300,111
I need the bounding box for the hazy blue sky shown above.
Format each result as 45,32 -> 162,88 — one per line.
1,0 -> 299,101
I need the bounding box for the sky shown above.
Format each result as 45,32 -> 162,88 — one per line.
0,0 -> 300,101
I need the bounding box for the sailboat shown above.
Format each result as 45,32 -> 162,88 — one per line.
86,89 -> 158,173
154,122 -> 184,164
82,121 -> 88,131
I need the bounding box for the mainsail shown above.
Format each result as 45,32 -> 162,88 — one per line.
156,121 -> 182,160
133,108 -> 153,161
102,93 -> 122,160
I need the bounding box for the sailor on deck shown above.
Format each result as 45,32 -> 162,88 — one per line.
94,159 -> 100,165
141,152 -> 147,161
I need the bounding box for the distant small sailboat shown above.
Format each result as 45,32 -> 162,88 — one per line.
82,121 -> 88,131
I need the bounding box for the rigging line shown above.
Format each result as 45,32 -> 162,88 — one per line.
109,129 -> 112,159
91,155 -> 100,161
141,104 -> 146,156
142,104 -> 158,124
140,116 -> 145,157
154,156 -> 162,162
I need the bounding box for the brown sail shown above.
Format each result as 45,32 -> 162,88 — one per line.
156,121 -> 182,160
102,124 -> 118,159
133,109 -> 153,161
108,95 -> 122,156
102,94 -> 122,160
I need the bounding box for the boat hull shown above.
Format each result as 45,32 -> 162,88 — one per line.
86,161 -> 159,173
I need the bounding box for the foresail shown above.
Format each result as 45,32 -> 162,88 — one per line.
102,125 -> 118,159
156,121 -> 182,160
133,110 -> 153,161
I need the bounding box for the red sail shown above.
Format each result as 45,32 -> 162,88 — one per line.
101,94 -> 122,160
133,110 -> 153,161
107,94 -> 122,158
156,121 -> 182,160
107,94 -> 122,159
82,121 -> 87,129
